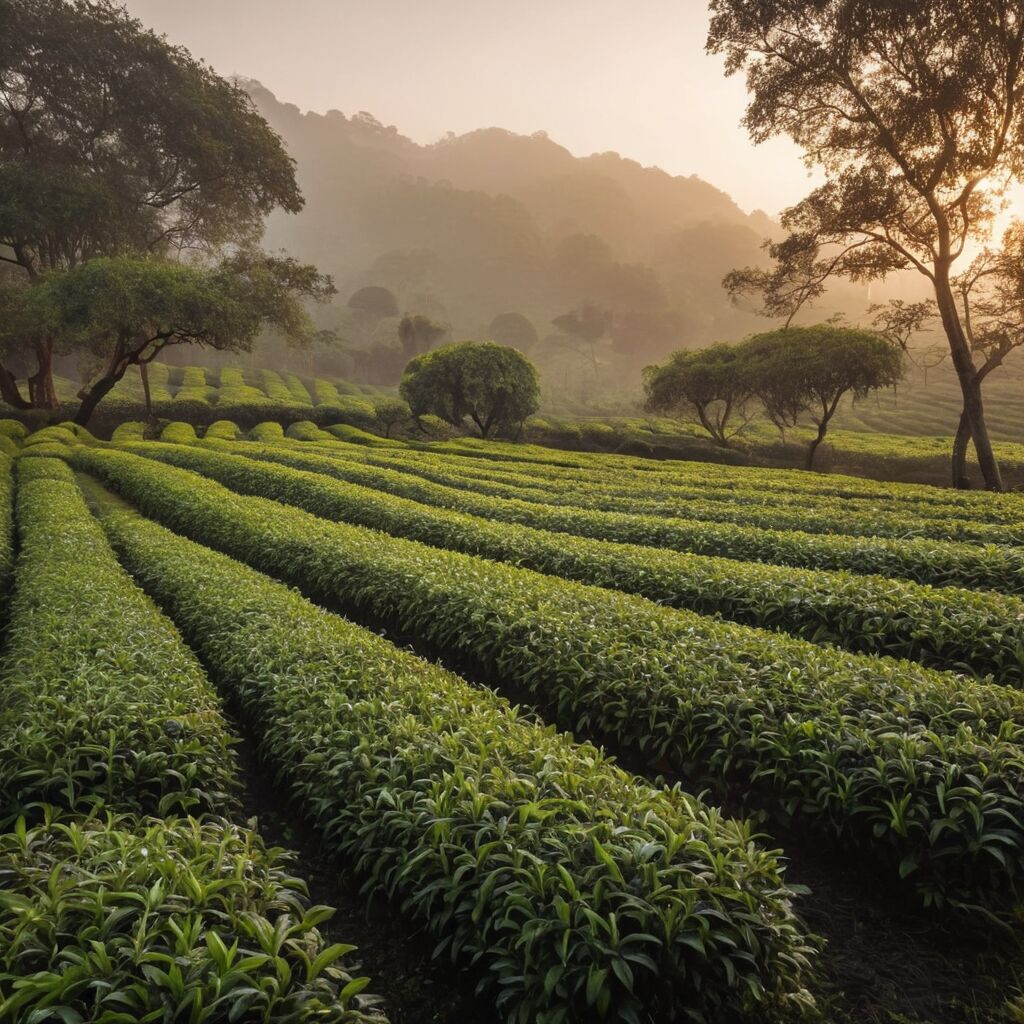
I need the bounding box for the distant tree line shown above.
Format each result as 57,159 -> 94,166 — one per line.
644,325 -> 903,470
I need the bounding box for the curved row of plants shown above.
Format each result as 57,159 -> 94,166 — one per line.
130,440 -> 1024,683
429,437 -> 1024,516
198,438 -> 1024,594
0,457 -> 379,1023
339,443 -> 1024,540
85,473 -> 818,1024
76,447 -> 1024,919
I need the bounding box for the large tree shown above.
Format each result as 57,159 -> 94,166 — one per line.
1,254 -> 334,425
708,0 -> 1024,490
400,341 -> 540,439
0,0 -> 303,408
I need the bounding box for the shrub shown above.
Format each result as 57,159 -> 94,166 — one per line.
0,815 -> 379,1023
91,485 -> 817,1023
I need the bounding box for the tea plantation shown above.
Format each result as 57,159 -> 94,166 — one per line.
3,417 -> 1024,1023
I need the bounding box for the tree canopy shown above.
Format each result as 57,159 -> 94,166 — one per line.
399,341 -> 540,438
644,325 -> 902,468
744,325 -> 904,469
0,253 -> 334,424
643,344 -> 753,447
708,0 -> 1024,489
0,0 -> 305,410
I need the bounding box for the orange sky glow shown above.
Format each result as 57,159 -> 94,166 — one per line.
122,0 -> 1024,235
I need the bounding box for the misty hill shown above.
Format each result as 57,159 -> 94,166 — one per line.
244,81 -> 787,386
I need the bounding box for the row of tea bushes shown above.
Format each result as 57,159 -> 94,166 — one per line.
429,437 -> 1024,515
76,448 -> 1024,917
212,439 -> 1024,595
0,458 -> 379,1022
91,482 -> 817,1024
133,441 -> 1024,682
342,444 -> 1024,543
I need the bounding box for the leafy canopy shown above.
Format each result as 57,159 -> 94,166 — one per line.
0,0 -> 302,273
400,341 -> 540,438
643,344 -> 754,447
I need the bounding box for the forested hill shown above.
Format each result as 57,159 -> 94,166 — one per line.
243,79 -> 784,370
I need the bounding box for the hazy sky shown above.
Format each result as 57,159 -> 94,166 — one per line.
120,0 -> 816,216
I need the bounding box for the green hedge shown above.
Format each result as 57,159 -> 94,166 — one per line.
134,442 -> 1024,682
0,458 -> 382,1021
90,482 -> 816,1024
76,448 -> 1024,917
230,441 -> 1024,594
0,459 -> 237,820
345,444 -> 1024,541
159,420 -> 199,444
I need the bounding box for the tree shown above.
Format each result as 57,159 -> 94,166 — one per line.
7,254 -> 334,426
642,344 -> 753,447
551,303 -> 613,377
400,341 -> 540,439
0,0 -> 303,409
612,310 -> 688,363
487,312 -> 539,353
397,314 -> 447,359
742,326 -> 904,470
372,396 -> 411,438
347,285 -> 399,319
708,0 -> 1024,490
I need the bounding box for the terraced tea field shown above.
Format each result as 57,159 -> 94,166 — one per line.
3,416 -> 1024,1023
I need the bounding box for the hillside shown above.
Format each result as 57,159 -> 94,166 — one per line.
243,80 -> 787,381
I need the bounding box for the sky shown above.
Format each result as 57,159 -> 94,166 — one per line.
119,0 -> 817,217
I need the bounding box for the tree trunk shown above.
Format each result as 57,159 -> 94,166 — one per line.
27,341 -> 59,409
0,365 -> 30,409
805,421 -> 828,470
74,374 -> 119,427
933,268 -> 1003,490
140,360 -> 153,419
951,409 -> 972,489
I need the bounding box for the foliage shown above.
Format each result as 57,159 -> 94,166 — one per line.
372,397 -> 411,438
160,421 -> 199,445
0,458 -> 237,821
742,325 -> 904,467
88,479 -> 818,1023
487,311 -> 539,352
708,0 -> 1024,489
0,0 -> 305,408
150,439 -> 1024,682
397,314 -> 447,359
0,814 -> 379,1023
643,343 -> 754,446
186,431 -> 1024,593
26,253 -> 335,426
400,341 -> 540,438
76,447 -> 1024,916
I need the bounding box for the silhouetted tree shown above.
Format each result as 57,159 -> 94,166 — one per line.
487,312 -> 539,353
400,341 -> 540,438
398,313 -> 448,359
347,286 -> 400,319
551,304 -> 613,375
709,0 -> 1024,489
